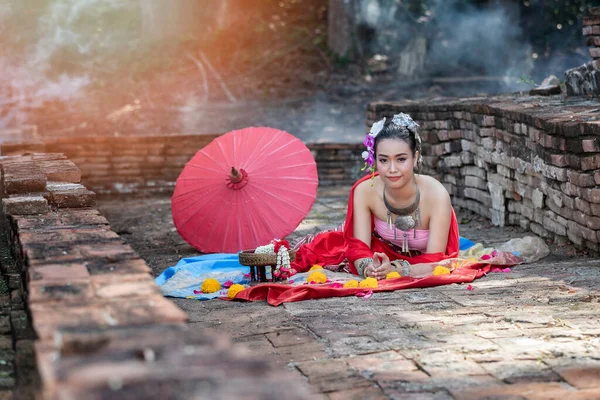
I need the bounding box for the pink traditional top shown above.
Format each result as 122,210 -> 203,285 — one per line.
373,217 -> 429,252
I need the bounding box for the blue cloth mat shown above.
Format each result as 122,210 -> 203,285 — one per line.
459,236 -> 476,251
155,253 -> 252,300
156,238 -> 477,300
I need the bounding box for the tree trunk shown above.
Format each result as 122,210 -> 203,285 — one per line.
328,0 -> 354,59
397,36 -> 427,78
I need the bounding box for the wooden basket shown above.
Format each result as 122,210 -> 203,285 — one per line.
239,249 -> 297,266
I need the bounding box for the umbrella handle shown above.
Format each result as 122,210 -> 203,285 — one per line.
227,167 -> 249,189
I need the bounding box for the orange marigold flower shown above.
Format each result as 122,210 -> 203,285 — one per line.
359,277 -> 378,288
309,264 -> 323,271
306,271 -> 327,284
433,266 -> 451,276
201,278 -> 221,293
227,284 -> 246,299
386,271 -> 401,279
343,279 -> 359,288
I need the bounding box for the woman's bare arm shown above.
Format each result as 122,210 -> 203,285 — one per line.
352,181 -> 373,248
426,186 -> 452,254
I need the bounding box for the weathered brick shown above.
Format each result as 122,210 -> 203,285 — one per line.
28,279 -> 93,304
582,188 -> 600,204
549,154 -> 569,167
545,197 -> 572,220
37,160 -> 81,183
587,35 -> 600,46
464,188 -> 492,207
581,155 -> 600,171
561,182 -> 582,198
90,273 -> 158,298
568,220 -> 598,243
2,170 -> 47,195
85,258 -> 151,276
444,156 -> 463,167
2,196 -> 49,215
583,16 -> 600,26
46,183 -> 95,208
28,263 -> 90,283
465,176 -> 487,191
461,166 -> 486,179
576,197 -> 592,214
29,295 -> 188,341
573,210 -> 600,230
530,222 -> 551,239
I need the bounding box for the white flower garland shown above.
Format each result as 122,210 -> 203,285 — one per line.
255,243 -> 275,254
255,241 -> 290,271
276,245 -> 290,270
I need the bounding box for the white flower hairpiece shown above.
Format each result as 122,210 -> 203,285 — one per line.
392,113 -> 421,143
369,117 -> 386,138
392,112 -> 422,169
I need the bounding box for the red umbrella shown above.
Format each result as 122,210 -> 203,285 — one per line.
172,127 -> 319,253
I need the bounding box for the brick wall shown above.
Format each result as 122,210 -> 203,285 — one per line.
1,135 -> 365,195
368,95 -> 600,252
0,154 -> 312,398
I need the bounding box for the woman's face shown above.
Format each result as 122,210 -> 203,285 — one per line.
375,138 -> 418,188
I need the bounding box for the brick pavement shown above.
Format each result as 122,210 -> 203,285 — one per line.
98,187 -> 600,399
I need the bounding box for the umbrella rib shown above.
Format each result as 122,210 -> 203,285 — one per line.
245,184 -> 302,228
250,146 -> 307,172
243,185 -> 285,239
253,139 -> 301,164
238,129 -> 281,170
172,185 -> 225,211
256,186 -> 312,216
177,186 -> 229,228
186,189 -> 237,249
184,164 -> 227,174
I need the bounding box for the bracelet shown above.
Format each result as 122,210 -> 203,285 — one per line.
391,260 -> 410,277
356,258 -> 374,278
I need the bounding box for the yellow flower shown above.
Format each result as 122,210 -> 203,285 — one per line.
386,271 -> 401,279
307,271 -> 327,284
433,266 -> 451,276
309,264 -> 323,271
227,284 -> 246,299
201,278 -> 221,293
359,277 -> 378,288
343,279 -> 359,288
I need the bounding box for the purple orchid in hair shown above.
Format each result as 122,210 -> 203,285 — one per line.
362,117 -> 386,175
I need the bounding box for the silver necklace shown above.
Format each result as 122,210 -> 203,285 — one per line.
383,184 -> 421,253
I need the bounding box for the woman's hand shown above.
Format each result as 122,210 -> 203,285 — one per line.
366,252 -> 392,280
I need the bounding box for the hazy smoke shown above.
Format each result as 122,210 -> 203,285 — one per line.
352,0 -> 538,91
427,0 -> 532,89
0,0 -> 138,128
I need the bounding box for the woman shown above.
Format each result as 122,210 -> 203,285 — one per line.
291,113 -> 459,278
351,113 -> 458,280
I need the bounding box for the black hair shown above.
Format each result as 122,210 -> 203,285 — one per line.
374,119 -> 420,157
